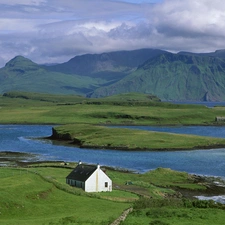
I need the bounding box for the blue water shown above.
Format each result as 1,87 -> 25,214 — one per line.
0,124 -> 225,178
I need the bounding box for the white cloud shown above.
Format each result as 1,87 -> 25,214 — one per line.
0,19 -> 43,32
0,0 -> 46,6
152,0 -> 225,37
1,0 -> 225,67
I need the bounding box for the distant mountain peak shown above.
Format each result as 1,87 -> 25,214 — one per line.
5,55 -> 37,68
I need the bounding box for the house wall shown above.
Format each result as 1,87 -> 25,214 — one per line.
85,167 -> 112,192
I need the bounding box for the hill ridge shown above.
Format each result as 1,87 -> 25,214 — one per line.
90,51 -> 225,101
1,49 -> 225,101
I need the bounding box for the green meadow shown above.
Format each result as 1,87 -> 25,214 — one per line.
0,167 -> 131,225
1,92 -> 225,150
1,91 -> 225,126
1,92 -> 225,224
1,165 -> 225,225
122,206 -> 225,225
52,123 -> 225,150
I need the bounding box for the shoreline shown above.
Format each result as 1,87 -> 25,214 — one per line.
1,150 -> 225,202
49,123 -> 225,152
47,135 -> 225,152
3,123 -> 225,151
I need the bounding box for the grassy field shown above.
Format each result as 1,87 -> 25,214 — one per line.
0,167 -> 131,225
27,164 -> 205,199
1,92 -> 225,126
1,92 -> 225,150
0,165 -> 225,225
122,206 -> 225,225
0,102 -> 223,125
51,123 -> 225,150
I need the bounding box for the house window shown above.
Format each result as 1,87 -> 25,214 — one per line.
105,182 -> 108,188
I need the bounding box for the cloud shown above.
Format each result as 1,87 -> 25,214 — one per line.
0,0 -> 47,6
0,0 -> 225,67
148,0 -> 225,51
152,0 -> 225,37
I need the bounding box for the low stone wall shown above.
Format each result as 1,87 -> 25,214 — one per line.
110,208 -> 133,225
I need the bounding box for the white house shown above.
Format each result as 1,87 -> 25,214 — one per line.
66,162 -> 112,192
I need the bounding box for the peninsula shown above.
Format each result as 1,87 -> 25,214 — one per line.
2,91 -> 225,151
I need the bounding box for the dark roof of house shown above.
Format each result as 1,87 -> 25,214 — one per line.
66,164 -> 97,182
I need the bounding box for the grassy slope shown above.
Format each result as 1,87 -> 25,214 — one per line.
122,207 -> 225,225
90,53 -> 225,101
109,167 -> 225,225
1,165 -> 225,225
0,56 -> 106,95
0,167 -> 130,225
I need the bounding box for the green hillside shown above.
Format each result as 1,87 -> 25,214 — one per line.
0,167 -> 130,225
47,48 -> 166,79
0,56 -> 106,95
0,50 -> 166,96
1,163 -> 225,225
2,49 -> 225,101
90,52 -> 225,101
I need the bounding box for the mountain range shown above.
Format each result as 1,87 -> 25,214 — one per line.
1,48 -> 225,101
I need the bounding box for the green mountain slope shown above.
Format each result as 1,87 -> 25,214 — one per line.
47,48 -> 167,80
90,52 -> 225,101
2,49 -> 225,101
0,49 -> 167,96
0,56 -> 106,95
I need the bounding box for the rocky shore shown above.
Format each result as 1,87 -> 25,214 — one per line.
0,151 -> 38,166
176,174 -> 225,202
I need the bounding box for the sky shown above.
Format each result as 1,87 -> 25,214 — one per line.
0,0 -> 225,67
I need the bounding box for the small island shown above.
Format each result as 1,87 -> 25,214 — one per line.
50,123 -> 225,151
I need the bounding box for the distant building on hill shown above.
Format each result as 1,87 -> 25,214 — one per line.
66,161 -> 112,192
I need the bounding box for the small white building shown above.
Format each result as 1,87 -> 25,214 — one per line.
66,162 -> 112,192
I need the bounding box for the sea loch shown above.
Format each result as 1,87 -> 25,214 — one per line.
0,124 -> 225,178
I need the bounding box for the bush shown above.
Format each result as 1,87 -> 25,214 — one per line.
183,198 -> 225,210
133,197 -> 183,209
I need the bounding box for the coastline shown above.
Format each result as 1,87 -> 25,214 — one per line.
1,150 -> 225,203
47,122 -> 225,152
0,151 -> 39,166
47,135 -> 225,152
